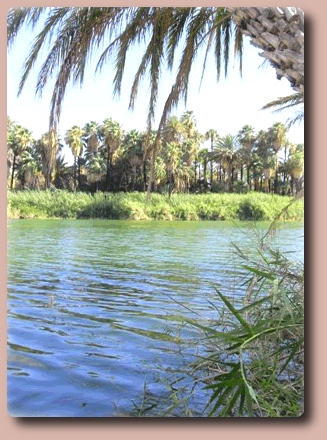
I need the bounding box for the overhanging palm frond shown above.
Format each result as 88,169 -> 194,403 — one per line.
262,93 -> 304,128
261,93 -> 303,112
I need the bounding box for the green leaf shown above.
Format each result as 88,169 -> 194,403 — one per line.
213,287 -> 254,335
242,265 -> 276,281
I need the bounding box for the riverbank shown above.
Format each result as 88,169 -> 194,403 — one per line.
7,190 -> 304,221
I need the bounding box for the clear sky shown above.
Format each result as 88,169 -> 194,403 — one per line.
7,16 -> 304,163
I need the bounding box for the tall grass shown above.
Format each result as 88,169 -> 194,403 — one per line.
7,190 -> 304,221
122,227 -> 304,417
189,240 -> 304,417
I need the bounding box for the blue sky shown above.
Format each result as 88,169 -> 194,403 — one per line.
7,18 -> 304,163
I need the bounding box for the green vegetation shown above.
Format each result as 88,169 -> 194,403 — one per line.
7,190 -> 303,221
119,228 -> 304,417
189,241 -> 304,417
7,115 -> 304,199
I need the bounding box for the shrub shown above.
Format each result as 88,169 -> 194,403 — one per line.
237,199 -> 265,221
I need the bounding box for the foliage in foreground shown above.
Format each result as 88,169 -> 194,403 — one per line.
192,241 -> 304,417
122,227 -> 304,417
7,190 -> 304,222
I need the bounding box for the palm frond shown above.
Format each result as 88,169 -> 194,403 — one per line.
262,93 -> 304,129
261,93 -> 304,113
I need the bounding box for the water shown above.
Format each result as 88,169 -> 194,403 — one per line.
7,219 -> 304,417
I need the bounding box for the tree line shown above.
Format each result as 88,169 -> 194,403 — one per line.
7,7 -> 304,199
7,112 -> 304,196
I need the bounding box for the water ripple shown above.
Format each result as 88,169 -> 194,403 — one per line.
7,219 -> 303,416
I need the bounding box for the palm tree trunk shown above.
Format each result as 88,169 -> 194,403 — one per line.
229,8 -> 304,95
105,151 -> 111,192
203,160 -> 207,192
10,153 -> 17,190
73,157 -> 77,191
246,165 -> 251,190
210,137 -> 214,185
143,162 -> 147,192
146,152 -> 155,201
77,157 -> 81,189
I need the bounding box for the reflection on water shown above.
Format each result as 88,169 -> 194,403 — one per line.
7,219 -> 304,416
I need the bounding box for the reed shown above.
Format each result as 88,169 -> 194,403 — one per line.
7,190 -> 304,221
123,227 -> 304,417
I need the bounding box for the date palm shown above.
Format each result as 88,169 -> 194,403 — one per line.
7,7 -> 304,197
228,7 -> 303,95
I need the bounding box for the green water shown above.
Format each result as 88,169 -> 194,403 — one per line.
7,219 -> 304,416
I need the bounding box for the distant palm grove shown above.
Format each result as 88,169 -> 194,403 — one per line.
7,113 -> 304,197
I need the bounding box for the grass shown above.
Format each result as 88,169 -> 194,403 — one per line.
116,226 -> 304,417
188,236 -> 304,417
7,190 -> 304,221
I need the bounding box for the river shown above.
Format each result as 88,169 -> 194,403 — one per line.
7,219 -> 304,417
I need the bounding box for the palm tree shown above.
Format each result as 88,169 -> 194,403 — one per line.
180,110 -> 196,139
286,144 -> 304,195
205,129 -> 219,186
7,7 -> 304,196
140,130 -> 156,191
163,116 -> 184,145
124,129 -> 144,190
36,130 -> 60,188
17,149 -> 39,189
7,122 -> 33,190
161,141 -> 182,197
162,116 -> 184,195
83,121 -> 101,157
238,124 -> 255,189
254,129 -> 275,192
182,130 -> 203,190
198,148 -> 209,190
228,7 -> 304,95
267,122 -> 288,193
86,155 -> 106,192
64,125 -> 85,190
53,154 -> 73,190
212,134 -> 241,193
100,118 -> 123,191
